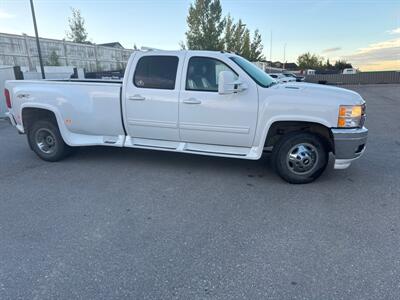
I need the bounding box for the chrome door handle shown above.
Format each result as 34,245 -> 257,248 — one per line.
183,98 -> 201,104
128,94 -> 146,101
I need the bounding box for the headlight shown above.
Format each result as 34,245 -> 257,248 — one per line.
337,104 -> 366,128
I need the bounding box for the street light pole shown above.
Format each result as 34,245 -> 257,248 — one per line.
283,43 -> 287,70
29,0 -> 45,79
269,30 -> 272,72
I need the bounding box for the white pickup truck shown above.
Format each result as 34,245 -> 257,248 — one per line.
4,50 -> 367,183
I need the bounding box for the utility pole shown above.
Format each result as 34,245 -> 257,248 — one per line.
269,30 -> 272,72
283,43 -> 287,70
29,0 -> 45,79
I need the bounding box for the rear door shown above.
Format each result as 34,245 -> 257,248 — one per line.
124,52 -> 185,141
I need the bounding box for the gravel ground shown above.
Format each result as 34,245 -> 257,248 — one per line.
0,84 -> 399,299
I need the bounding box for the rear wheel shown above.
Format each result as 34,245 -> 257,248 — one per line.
272,132 -> 328,184
28,120 -> 72,162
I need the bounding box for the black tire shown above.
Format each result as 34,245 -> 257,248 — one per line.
27,120 -> 72,162
272,132 -> 328,184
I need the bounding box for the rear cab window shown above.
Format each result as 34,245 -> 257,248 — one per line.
134,56 -> 179,90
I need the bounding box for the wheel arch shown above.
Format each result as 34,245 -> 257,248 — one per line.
22,107 -> 57,131
21,104 -> 71,145
263,120 -> 334,153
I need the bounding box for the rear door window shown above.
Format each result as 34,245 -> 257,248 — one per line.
134,56 -> 179,90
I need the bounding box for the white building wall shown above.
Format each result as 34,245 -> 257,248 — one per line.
0,32 -> 134,72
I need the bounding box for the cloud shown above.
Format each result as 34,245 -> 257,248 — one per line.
345,38 -> 400,71
356,60 -> 400,72
0,9 -> 15,19
387,27 -> 400,35
322,47 -> 342,53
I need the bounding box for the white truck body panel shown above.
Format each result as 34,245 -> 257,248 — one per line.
177,51 -> 259,147
5,50 -> 367,163
123,51 -> 183,141
6,80 -> 125,146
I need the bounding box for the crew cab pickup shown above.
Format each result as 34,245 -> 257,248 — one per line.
4,50 -> 368,183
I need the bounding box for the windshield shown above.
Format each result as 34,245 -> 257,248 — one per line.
230,56 -> 275,88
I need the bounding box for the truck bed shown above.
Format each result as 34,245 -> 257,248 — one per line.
6,79 -> 126,146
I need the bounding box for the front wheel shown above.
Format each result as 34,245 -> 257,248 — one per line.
28,120 -> 72,162
272,132 -> 328,184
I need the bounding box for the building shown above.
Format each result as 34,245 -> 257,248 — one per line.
98,42 -> 125,49
254,60 -> 299,73
282,63 -> 299,71
0,32 -> 134,72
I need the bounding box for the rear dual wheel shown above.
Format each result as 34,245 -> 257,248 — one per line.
272,132 -> 328,184
28,120 -> 73,162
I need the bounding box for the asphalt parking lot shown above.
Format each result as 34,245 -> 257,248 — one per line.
0,84 -> 399,299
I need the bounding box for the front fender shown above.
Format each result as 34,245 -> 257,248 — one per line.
258,115 -> 332,149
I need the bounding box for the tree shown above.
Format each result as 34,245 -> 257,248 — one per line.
249,29 -> 264,61
96,61 -> 103,72
241,29 -> 251,59
185,0 -> 225,50
224,15 -> 237,52
47,50 -> 61,66
117,62 -> 124,70
297,52 -> 323,70
183,0 -> 265,60
66,8 -> 88,43
325,59 -> 332,69
334,59 -> 353,71
232,19 -> 246,53
223,17 -> 264,61
179,41 -> 186,50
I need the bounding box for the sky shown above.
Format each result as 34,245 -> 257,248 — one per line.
0,0 -> 399,71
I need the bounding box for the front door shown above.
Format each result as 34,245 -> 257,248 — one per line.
179,54 -> 258,147
124,53 -> 184,141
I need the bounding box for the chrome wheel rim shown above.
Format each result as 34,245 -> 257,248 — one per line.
35,128 -> 57,154
286,143 -> 318,175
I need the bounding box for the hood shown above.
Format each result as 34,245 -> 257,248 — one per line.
270,82 -> 365,106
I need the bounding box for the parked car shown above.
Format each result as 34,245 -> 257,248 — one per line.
4,50 -> 368,183
283,73 -> 305,82
268,73 -> 297,83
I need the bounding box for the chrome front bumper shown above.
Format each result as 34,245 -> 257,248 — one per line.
332,127 -> 368,169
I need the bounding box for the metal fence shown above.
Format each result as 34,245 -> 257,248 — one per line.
0,66 -> 83,118
305,71 -> 400,85
0,32 -> 134,72
0,66 -> 17,117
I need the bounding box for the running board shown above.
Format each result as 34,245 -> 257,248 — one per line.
184,143 -> 248,156
124,137 -> 256,158
186,149 -> 247,156
130,137 -> 177,149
